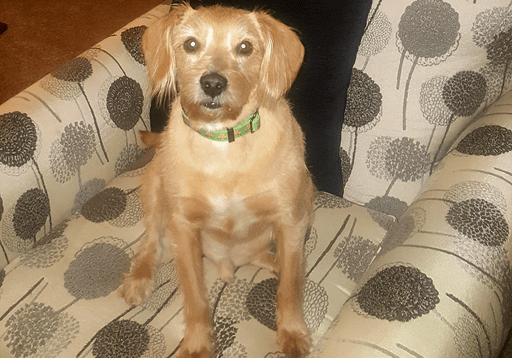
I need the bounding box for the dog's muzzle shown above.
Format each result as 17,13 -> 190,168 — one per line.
200,72 -> 227,109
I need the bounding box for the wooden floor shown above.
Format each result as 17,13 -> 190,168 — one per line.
0,0 -> 164,104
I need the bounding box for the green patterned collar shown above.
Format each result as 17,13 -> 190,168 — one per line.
182,110 -> 260,143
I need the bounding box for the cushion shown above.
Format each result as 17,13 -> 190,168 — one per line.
0,166 -> 392,357
311,89 -> 512,358
341,0 -> 512,217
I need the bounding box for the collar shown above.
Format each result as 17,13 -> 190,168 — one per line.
182,110 -> 260,143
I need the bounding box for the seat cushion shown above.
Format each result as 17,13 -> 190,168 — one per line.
0,167 -> 392,358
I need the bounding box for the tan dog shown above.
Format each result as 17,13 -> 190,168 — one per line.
119,3 -> 314,357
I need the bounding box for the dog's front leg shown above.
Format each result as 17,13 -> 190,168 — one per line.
275,220 -> 312,358
120,172 -> 162,306
170,217 -> 211,358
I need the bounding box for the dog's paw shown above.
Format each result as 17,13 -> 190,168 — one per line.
118,275 -> 153,306
179,322 -> 212,358
178,347 -> 210,358
277,325 -> 312,358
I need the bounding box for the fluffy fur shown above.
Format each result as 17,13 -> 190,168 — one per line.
119,3 -> 314,357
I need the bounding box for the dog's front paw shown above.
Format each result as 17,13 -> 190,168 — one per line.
277,325 -> 312,358
178,346 -> 210,358
118,274 -> 153,306
179,322 -> 212,358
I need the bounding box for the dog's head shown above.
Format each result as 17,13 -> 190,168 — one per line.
143,3 -> 304,122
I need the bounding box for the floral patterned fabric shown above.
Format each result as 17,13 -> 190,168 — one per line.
341,0 -> 512,216
313,88 -> 512,358
0,4 -> 171,270
323,1 -> 512,356
1,0 -> 512,357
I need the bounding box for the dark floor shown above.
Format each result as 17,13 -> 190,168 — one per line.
0,0 -> 163,104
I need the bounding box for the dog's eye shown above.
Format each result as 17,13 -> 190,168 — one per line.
237,41 -> 253,56
184,38 -> 199,53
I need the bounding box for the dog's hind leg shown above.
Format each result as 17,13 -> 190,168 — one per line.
216,258 -> 236,284
251,251 -> 280,276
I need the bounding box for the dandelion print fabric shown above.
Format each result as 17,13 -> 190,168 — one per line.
0,5 -> 160,269
313,0 -> 512,356
342,0 -> 512,213
312,89 -> 512,357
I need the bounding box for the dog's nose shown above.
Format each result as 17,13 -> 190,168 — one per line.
200,73 -> 228,97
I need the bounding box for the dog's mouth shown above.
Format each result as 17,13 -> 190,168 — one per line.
202,100 -> 222,110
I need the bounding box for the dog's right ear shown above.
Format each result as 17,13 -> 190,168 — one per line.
143,3 -> 191,104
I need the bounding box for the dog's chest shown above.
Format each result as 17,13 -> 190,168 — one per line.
201,194 -> 274,266
207,195 -> 261,237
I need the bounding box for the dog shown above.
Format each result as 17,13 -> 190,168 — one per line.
119,3 -> 315,357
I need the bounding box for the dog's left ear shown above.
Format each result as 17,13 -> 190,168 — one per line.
254,12 -> 304,107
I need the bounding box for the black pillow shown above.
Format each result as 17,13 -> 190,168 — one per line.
149,0 -> 372,197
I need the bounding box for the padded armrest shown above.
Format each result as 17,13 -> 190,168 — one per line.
311,89 -> 512,358
0,4 -> 171,269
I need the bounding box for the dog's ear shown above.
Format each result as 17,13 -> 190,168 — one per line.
254,11 -> 304,107
143,3 -> 191,104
